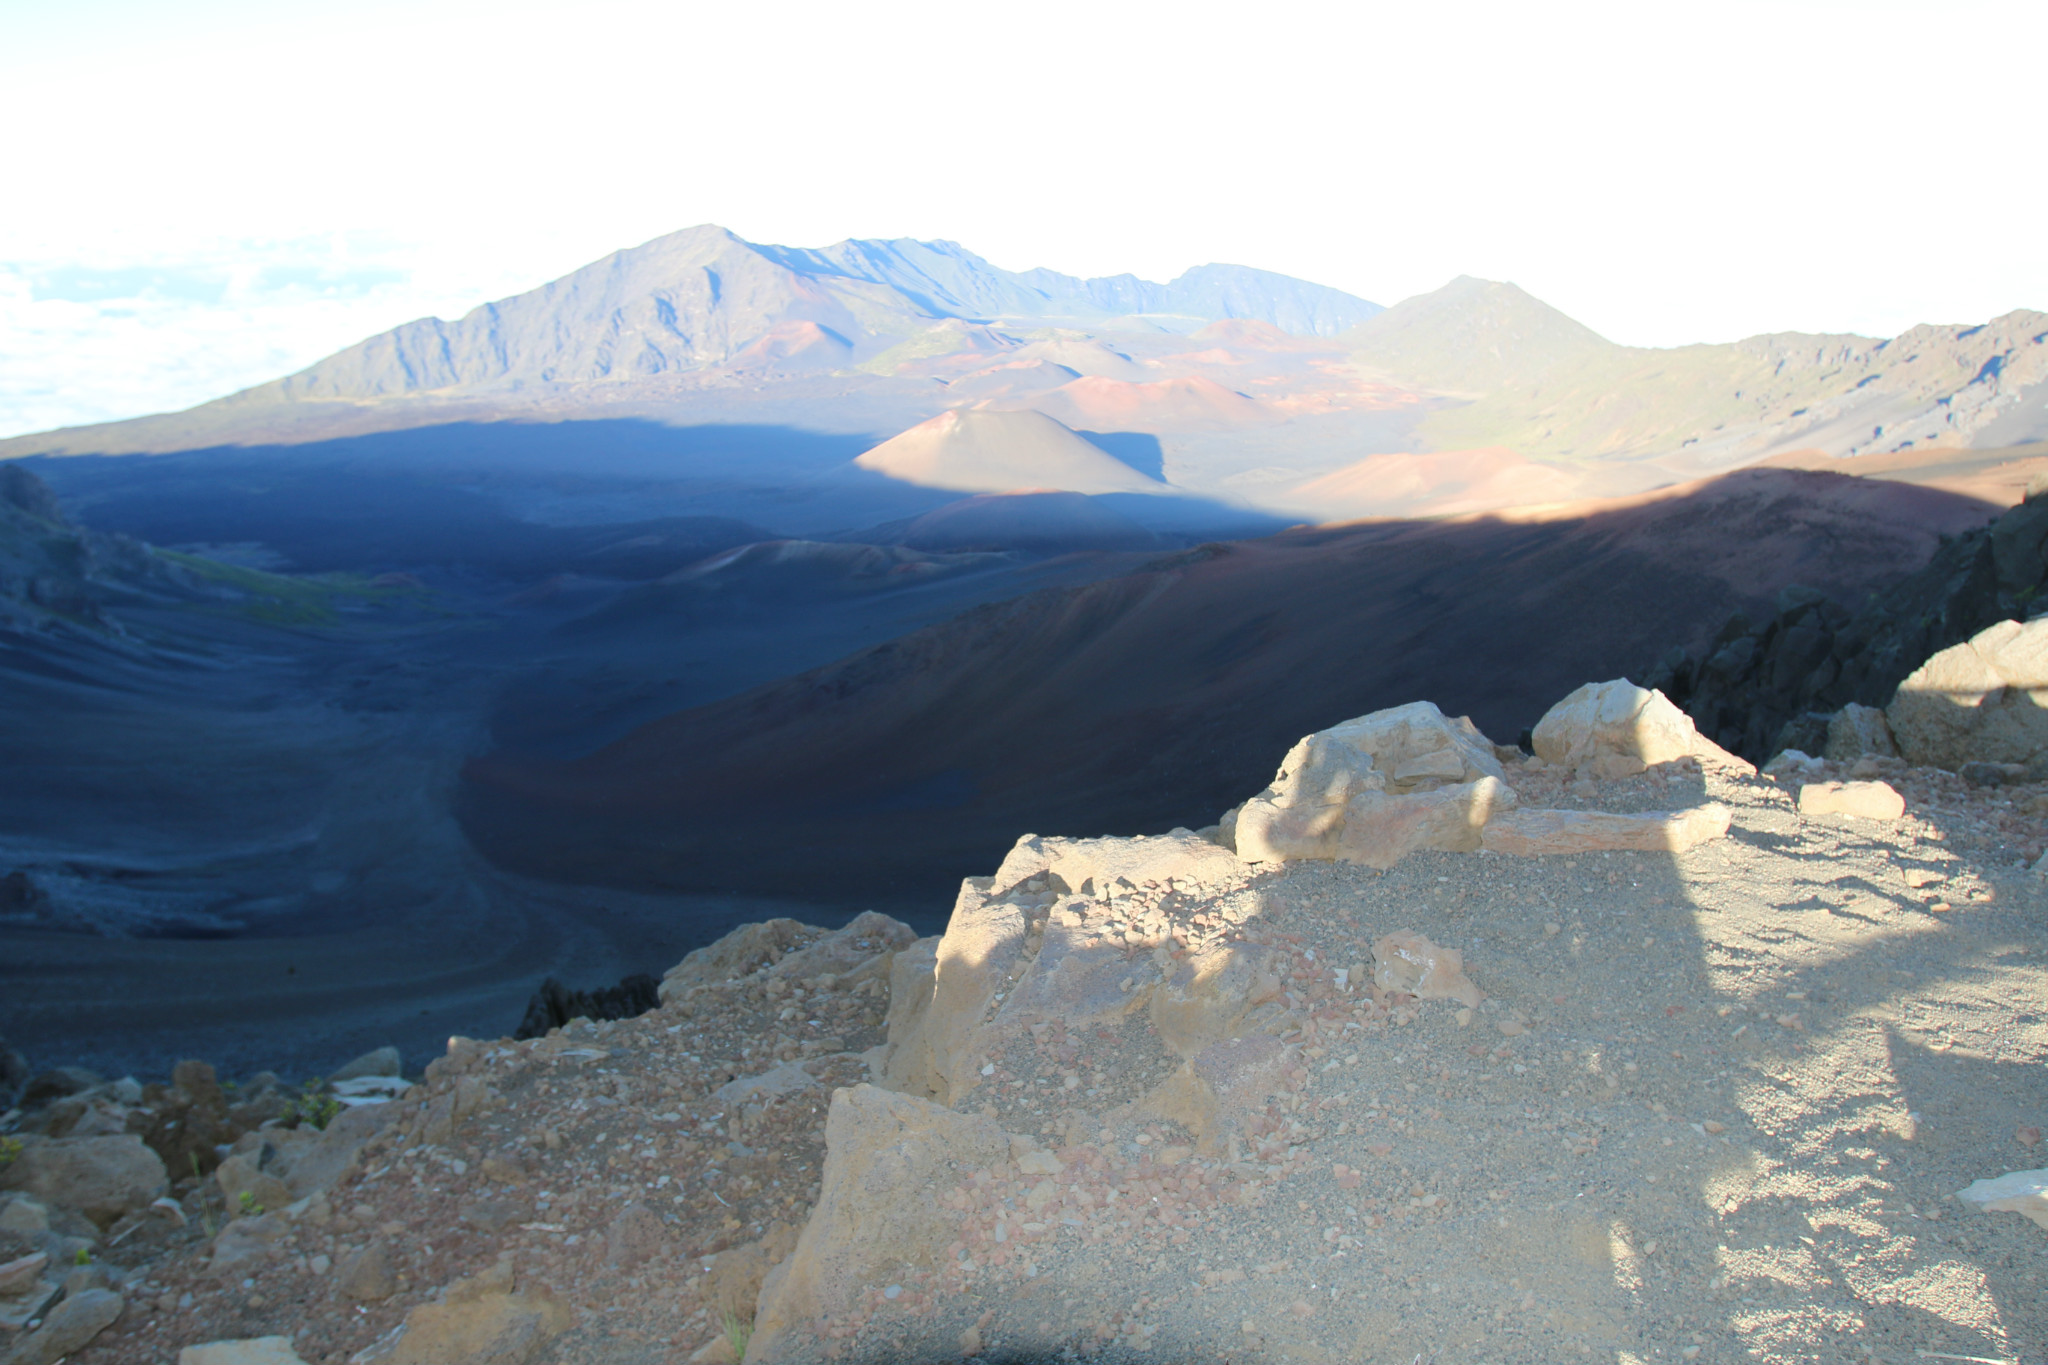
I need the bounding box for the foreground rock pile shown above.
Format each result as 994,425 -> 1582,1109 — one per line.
3,682 -> 2045,1365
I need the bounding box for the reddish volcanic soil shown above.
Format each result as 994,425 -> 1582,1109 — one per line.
459,468 -> 2004,906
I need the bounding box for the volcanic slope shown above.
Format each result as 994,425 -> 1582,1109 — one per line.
460,467 -> 2006,903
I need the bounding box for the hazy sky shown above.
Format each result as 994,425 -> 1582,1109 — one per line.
3,0 -> 2042,437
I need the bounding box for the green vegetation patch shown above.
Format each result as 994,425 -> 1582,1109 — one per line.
159,551 -> 410,627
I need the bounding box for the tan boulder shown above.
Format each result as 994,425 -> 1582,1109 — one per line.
1531,679 -> 1714,774
1887,618 -> 2048,771
0,1134 -> 166,1229
1797,780 -> 1905,821
745,1086 -> 1007,1363
1479,804 -> 1732,856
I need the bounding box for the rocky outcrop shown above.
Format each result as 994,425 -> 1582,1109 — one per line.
1646,492 -> 2048,762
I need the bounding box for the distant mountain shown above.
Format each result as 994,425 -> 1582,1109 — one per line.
1345,278 -> 2048,467
4,228 -> 2041,532
220,227 -> 1379,405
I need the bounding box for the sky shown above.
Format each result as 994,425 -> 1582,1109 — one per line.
2,0 -> 2043,437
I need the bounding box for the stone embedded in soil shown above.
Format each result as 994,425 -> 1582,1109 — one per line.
177,1338 -> 309,1365
1797,779 -> 1906,820
1479,802 -> 1732,854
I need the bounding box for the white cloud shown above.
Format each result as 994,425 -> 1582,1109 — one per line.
2,0 -> 2043,436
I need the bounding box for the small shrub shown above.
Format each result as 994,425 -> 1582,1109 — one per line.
237,1190 -> 264,1217
0,1136 -> 22,1169
721,1311 -> 752,1359
280,1078 -> 341,1131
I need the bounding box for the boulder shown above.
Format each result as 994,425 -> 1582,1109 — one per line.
1955,1169 -> 2048,1232
746,1086 -> 1007,1363
1823,703 -> 1898,761
1798,781 -> 1906,821
1479,804 -> 1732,856
179,1339 -> 310,1365
1531,679 -> 1701,774
1233,703 -> 1517,868
0,1134 -> 166,1228
4,1287 -> 121,1365
1888,617 -> 2048,772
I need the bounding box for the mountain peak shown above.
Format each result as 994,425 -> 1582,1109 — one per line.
229,231 -> 1382,405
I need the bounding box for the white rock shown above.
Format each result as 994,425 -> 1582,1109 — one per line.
1955,1169 -> 2048,1231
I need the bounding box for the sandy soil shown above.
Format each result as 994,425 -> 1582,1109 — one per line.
48,746 -> 2047,1365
